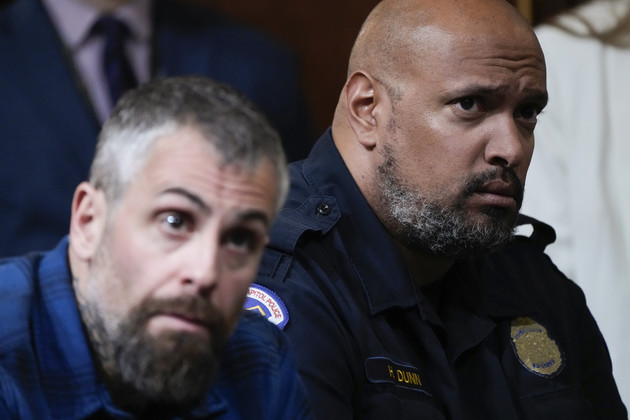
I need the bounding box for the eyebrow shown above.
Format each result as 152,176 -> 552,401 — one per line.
452,84 -> 506,96
160,187 -> 209,211
452,84 -> 548,107
236,210 -> 271,228
159,187 -> 270,226
524,89 -> 549,109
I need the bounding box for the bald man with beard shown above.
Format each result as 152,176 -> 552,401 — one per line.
248,0 -> 627,418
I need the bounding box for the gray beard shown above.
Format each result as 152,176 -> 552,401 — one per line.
79,278 -> 228,407
376,147 -> 522,258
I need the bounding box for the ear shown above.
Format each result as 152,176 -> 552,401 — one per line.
69,182 -> 107,261
345,71 -> 389,150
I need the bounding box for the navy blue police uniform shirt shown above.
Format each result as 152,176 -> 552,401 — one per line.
247,129 -> 628,419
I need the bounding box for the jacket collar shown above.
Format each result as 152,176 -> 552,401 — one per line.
279,130 -> 542,322
286,129 -> 419,314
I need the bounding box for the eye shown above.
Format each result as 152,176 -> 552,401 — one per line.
515,104 -> 540,121
160,211 -> 193,233
223,228 -> 261,253
456,97 -> 481,112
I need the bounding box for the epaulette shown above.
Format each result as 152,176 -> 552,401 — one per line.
515,213 -> 557,251
268,195 -> 340,254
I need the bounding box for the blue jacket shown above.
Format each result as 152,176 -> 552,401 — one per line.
0,0 -> 313,257
252,129 -> 627,419
0,238 -> 313,419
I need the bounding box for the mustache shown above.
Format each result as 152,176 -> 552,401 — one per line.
132,295 -> 224,329
462,167 -> 524,207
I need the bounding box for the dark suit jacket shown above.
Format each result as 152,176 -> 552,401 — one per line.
0,0 -> 314,257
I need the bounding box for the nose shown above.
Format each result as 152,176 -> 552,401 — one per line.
484,115 -> 533,169
180,235 -> 220,295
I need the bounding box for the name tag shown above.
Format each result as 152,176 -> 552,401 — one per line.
365,357 -> 430,395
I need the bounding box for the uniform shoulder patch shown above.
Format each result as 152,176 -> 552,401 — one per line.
510,316 -> 565,377
244,284 -> 289,330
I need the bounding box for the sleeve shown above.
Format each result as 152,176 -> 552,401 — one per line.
268,328 -> 315,420
0,398 -> 15,420
255,250 -> 361,420
0,366 -> 33,420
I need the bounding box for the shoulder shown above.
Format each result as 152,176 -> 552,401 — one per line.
256,163 -> 339,282
0,252 -> 39,302
485,215 -> 585,306
0,364 -> 36,420
0,254 -> 39,353
253,141 -> 367,331
220,311 -> 291,372
255,195 -> 344,331
512,213 -> 556,250
264,154 -> 342,255
0,255 -> 43,419
480,219 -> 603,368
488,214 -> 561,277
0,239 -> 70,355
0,253 -> 39,288
212,312 -> 314,419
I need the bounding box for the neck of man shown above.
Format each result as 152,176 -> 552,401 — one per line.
394,241 -> 455,288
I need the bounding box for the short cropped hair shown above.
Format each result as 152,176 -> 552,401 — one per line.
89,76 -> 289,214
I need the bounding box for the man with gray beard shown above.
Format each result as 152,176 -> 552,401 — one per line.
249,0 -> 626,418
0,76 -> 313,419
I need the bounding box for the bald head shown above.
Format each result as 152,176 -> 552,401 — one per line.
347,0 -> 535,91
333,0 -> 543,136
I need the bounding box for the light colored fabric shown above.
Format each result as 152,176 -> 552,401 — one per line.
521,0 -> 630,405
41,0 -> 152,123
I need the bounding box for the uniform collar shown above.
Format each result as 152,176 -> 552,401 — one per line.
295,129 -> 419,314
478,247 -> 542,319
279,130 -> 541,319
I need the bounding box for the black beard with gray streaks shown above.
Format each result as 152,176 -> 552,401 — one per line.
376,147 -> 522,258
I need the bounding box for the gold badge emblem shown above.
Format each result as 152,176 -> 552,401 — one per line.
510,317 -> 565,377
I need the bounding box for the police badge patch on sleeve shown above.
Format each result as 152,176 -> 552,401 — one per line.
510,316 -> 565,377
244,284 -> 290,330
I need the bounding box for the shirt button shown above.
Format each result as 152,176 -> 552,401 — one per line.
317,202 -> 331,216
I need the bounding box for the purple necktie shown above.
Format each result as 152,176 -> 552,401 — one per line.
92,15 -> 138,105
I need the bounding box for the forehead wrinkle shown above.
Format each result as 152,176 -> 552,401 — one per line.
158,187 -> 210,213
138,133 -> 273,208
457,42 -> 545,65
157,183 -> 273,229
